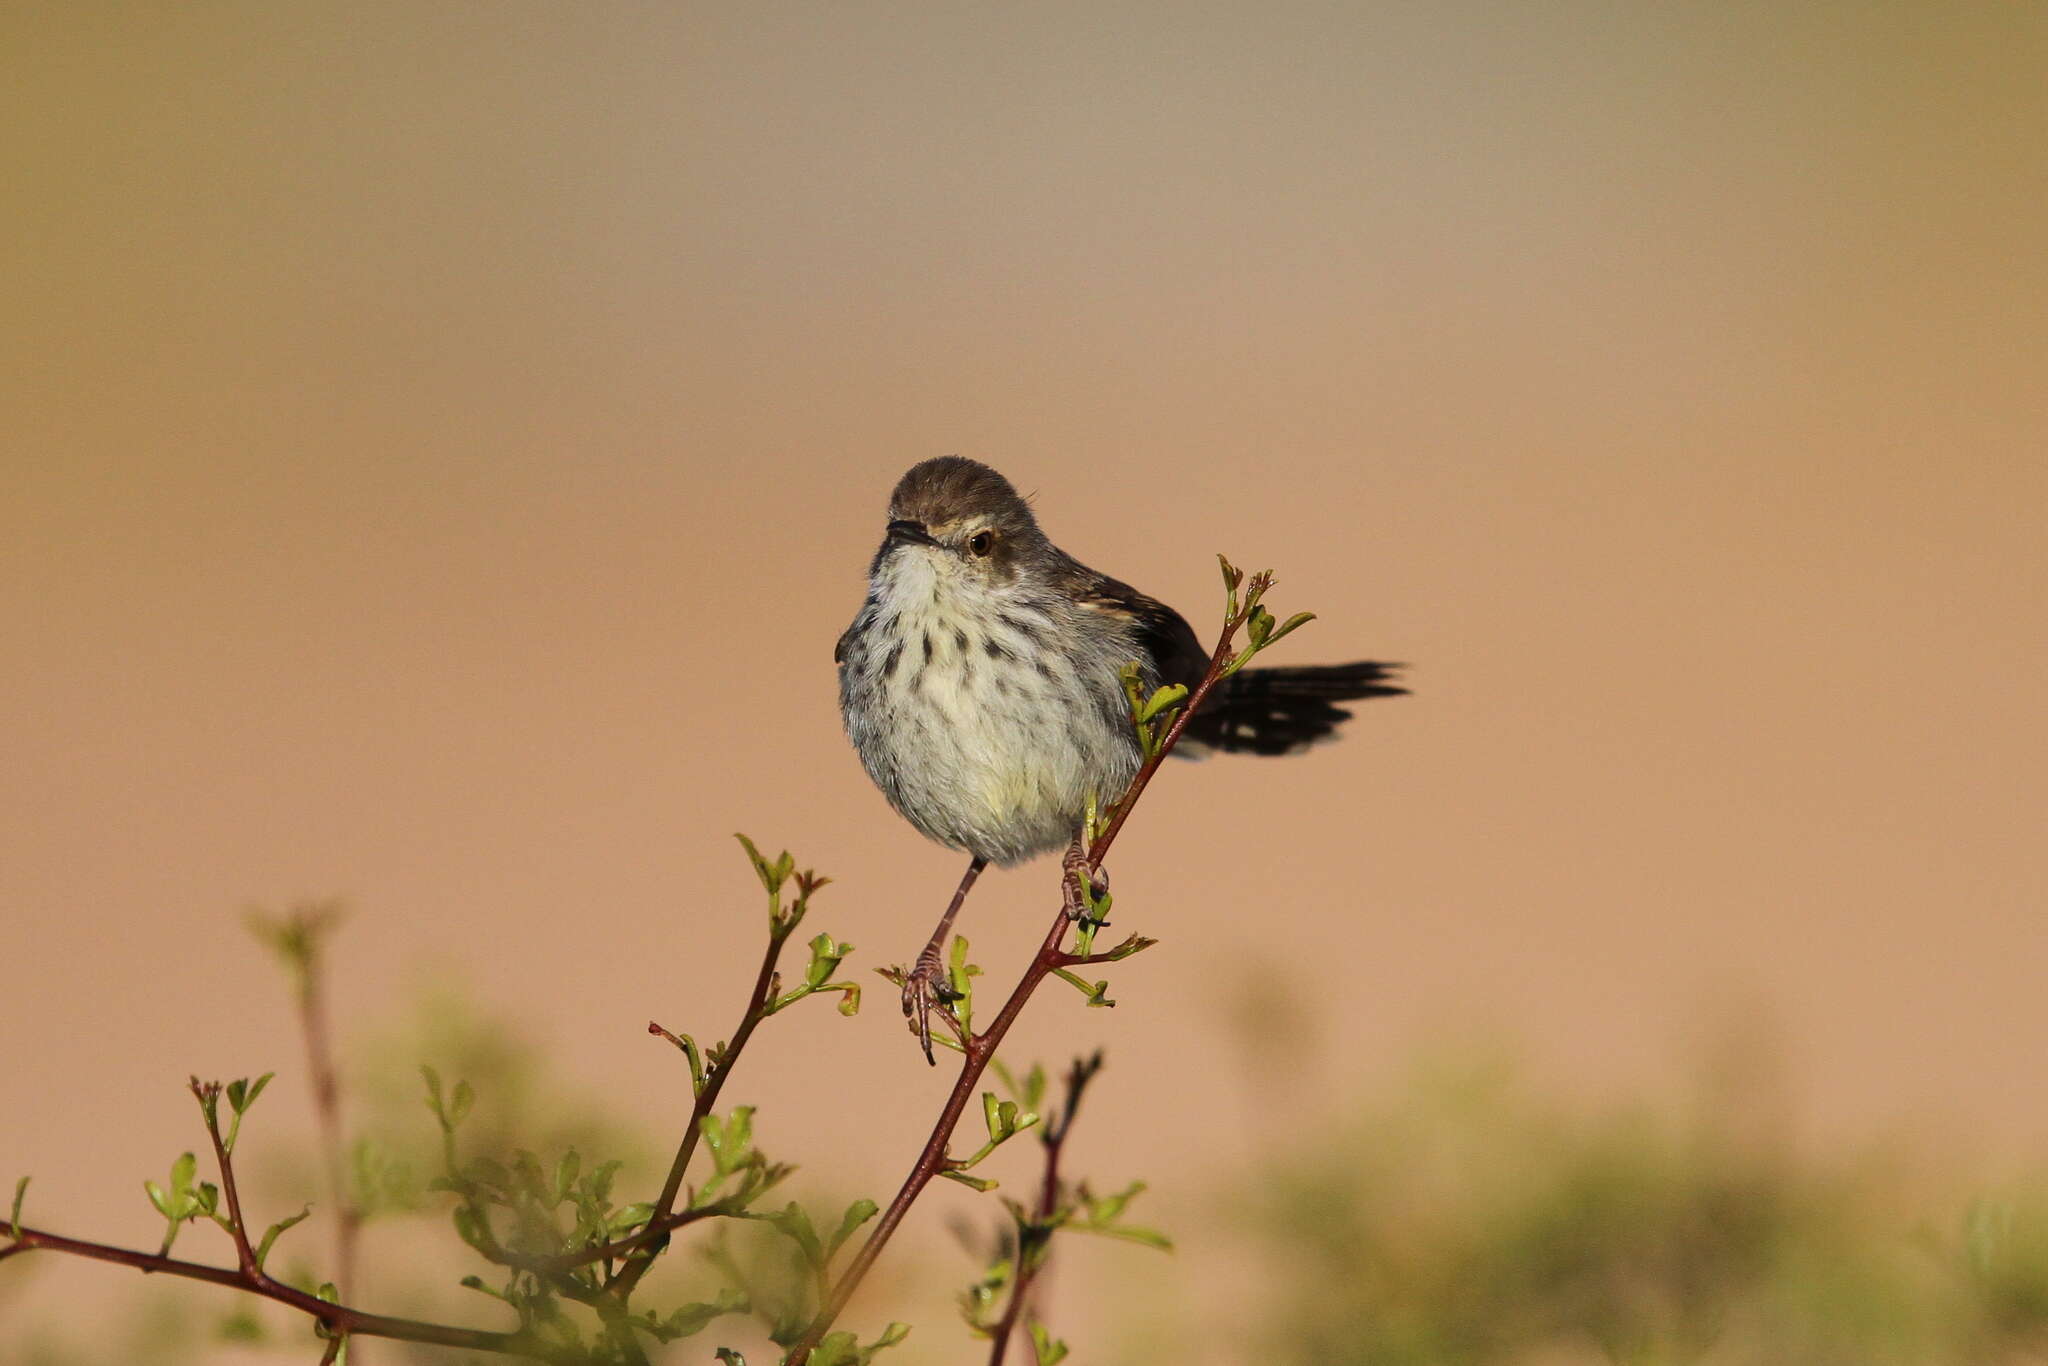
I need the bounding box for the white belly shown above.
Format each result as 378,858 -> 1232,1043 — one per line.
840,591 -> 1139,865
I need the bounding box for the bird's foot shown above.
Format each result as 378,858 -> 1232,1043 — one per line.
1062,840 -> 1111,924
900,940 -> 963,1065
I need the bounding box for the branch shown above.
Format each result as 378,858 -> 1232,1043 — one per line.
605,864 -> 822,1300
248,902 -> 362,1299
987,1053 -> 1103,1366
787,583 -> 1267,1363
3,1076 -> 588,1359
2,1222 -> 545,1356
191,1078 -> 260,1277
300,920 -> 363,1297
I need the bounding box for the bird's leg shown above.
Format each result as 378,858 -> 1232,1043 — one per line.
1061,831 -> 1111,924
903,856 -> 986,1064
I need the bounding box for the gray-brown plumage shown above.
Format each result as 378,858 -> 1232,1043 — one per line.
836,455 -> 1404,1060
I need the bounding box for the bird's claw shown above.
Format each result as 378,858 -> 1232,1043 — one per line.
901,945 -> 960,1065
1061,843 -> 1110,923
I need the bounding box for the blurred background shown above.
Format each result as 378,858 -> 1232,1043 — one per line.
4,2 -> 2044,1361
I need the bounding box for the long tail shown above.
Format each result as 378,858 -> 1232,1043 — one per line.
1181,661 -> 1406,755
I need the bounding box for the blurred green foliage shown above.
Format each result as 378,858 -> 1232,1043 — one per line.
1236,1055 -> 2048,1365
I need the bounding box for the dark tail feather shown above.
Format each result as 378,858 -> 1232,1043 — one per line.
1182,661 -> 1406,755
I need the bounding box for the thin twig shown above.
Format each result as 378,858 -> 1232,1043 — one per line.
297,926 -> 362,1299
191,1079 -> 260,1276
248,903 -> 362,1303
2,1223 -> 543,1356
987,1053 -> 1103,1366
604,892 -> 808,1301
786,598 -> 1259,1363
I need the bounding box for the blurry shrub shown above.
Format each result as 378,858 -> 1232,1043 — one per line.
1237,1054 -> 2048,1365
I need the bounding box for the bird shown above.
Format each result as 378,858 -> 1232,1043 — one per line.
835,457 -> 1404,1059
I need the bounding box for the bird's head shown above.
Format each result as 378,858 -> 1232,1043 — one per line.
870,457 -> 1049,593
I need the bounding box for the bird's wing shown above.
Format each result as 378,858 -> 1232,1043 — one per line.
1076,574 -> 1210,692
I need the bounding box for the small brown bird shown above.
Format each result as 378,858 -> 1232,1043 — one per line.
836,457 -> 1403,1058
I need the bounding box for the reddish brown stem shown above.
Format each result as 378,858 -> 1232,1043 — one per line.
297,938 -> 361,1299
191,1079 -> 259,1277
2,1223 -> 539,1355
988,1053 -> 1102,1366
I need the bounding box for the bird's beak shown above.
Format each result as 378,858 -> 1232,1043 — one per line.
885,519 -> 939,547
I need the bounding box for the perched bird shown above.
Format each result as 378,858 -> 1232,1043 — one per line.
836,457 -> 1403,1058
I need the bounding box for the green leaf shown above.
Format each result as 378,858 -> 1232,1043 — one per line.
228,1072 -> 274,1115
1246,603 -> 1275,647
656,1028 -> 707,1094
1050,968 -> 1116,1008
1267,610 -> 1315,645
810,1331 -> 860,1366
607,1201 -> 655,1235
1100,934 -> 1158,962
144,1179 -> 174,1218
948,934 -> 974,976
586,1158 -> 623,1204
1095,1223 -> 1174,1250
9,1175 -> 27,1236
1020,1062 -> 1047,1111
170,1151 -> 196,1198
449,1080 -> 474,1127
419,1066 -> 444,1121
1087,1180 -> 1144,1223
766,1201 -> 823,1267
255,1206 -> 311,1270
940,1170 -> 998,1192
1029,1320 -> 1070,1365
828,1198 -> 879,1258
735,833 -> 793,897
554,1149 -> 580,1203
655,1288 -> 748,1341
1073,1180 -> 1172,1249
701,1106 -> 756,1174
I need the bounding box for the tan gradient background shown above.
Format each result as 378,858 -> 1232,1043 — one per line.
4,0 -> 2045,1352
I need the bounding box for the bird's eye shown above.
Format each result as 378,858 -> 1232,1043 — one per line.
968,530 -> 995,557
